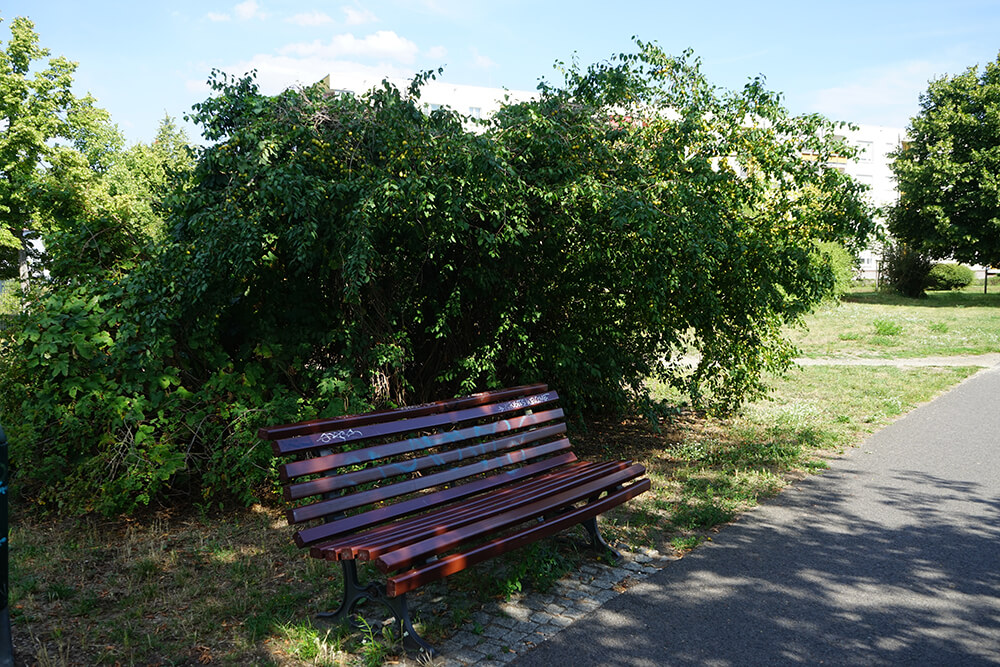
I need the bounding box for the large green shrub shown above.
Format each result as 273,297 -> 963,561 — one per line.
815,242 -> 858,299
879,242 -> 932,298
926,262 -> 974,291
3,271 -> 314,513
1,44 -> 875,515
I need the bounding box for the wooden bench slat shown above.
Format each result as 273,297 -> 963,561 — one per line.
296,452 -> 580,548
288,438 -> 572,524
280,408 -> 565,481
259,384 -> 549,441
312,460 -> 629,560
331,460 -> 636,562
271,390 -> 559,456
311,460 -> 600,556
385,477 -> 652,597
372,463 -> 647,573
316,460 -> 624,557
284,421 -> 568,501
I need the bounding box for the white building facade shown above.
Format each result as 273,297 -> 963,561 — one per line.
837,124 -> 907,280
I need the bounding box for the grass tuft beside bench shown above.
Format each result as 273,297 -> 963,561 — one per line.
258,383 -> 650,655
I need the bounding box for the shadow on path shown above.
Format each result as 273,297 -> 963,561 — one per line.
512,367 -> 1000,666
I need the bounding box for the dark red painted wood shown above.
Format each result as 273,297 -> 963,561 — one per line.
284,422 -> 567,501
310,460 -> 629,559
272,389 -> 558,456
288,439 -> 572,524
372,463 -> 646,572
385,478 -> 652,597
280,408 -> 565,482
328,460 -> 636,562
295,452 -> 580,548
261,384 -> 549,446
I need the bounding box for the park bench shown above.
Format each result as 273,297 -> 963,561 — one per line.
258,383 -> 650,655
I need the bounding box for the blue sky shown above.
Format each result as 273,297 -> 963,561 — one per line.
5,1 -> 1000,145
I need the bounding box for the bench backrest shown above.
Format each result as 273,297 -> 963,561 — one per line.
258,384 -> 575,548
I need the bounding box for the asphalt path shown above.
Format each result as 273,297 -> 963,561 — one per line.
512,364 -> 1000,666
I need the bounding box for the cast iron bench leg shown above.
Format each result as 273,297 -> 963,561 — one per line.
317,560 -> 436,657
317,560 -> 379,626
583,516 -> 622,563
582,487 -> 625,562
384,591 -> 436,656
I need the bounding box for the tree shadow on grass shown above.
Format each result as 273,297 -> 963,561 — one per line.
844,291 -> 1000,308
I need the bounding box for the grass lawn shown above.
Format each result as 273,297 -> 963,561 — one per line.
9,287 -> 993,666
787,288 -> 1000,358
596,364 -> 977,554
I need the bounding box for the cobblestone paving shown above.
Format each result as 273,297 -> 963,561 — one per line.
398,546 -> 672,666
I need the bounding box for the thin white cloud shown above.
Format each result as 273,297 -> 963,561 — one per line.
187,53 -> 414,97
427,45 -> 448,60
206,1 -> 264,22
279,31 -> 419,64
471,48 -> 496,70
806,60 -> 943,128
343,7 -> 378,26
234,0 -> 263,20
287,11 -> 334,26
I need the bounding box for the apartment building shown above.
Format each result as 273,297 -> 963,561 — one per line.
837,124 -> 907,279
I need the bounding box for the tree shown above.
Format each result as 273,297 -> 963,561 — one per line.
878,241 -> 932,298
37,113 -> 194,279
0,45 -> 874,515
890,54 -> 1000,267
0,15 -> 80,282
0,114 -> 195,515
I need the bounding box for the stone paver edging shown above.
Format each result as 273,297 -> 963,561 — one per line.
408,546 -> 669,667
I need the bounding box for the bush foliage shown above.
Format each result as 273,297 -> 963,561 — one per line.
815,242 -> 858,300
926,262 -> 974,291
2,43 -> 874,514
879,242 -> 933,298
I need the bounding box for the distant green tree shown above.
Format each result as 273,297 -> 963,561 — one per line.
815,241 -> 858,299
37,113 -> 194,278
879,242 -> 932,298
890,54 -> 1000,267
0,15 -> 80,282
